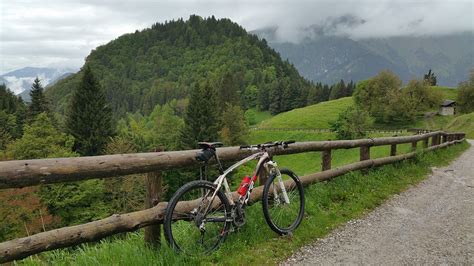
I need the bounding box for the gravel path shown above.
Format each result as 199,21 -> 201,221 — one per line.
285,140 -> 474,265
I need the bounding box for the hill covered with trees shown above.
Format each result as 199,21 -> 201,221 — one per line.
47,15 -> 319,117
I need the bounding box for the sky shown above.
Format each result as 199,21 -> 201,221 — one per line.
1,0 -> 473,74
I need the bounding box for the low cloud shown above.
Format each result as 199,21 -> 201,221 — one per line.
1,0 -> 473,73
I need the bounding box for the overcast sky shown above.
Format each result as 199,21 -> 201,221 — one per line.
1,0 -> 473,74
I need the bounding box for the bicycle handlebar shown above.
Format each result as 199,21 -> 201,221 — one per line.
239,140 -> 295,150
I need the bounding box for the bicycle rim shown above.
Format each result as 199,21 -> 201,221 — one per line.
263,169 -> 304,234
165,181 -> 231,255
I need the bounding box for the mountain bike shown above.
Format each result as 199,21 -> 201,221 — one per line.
163,141 -> 305,255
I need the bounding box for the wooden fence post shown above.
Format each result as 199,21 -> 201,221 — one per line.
321,150 -> 331,171
144,148 -> 164,247
390,144 -> 397,156
431,135 -> 438,146
411,141 -> 417,151
360,146 -> 370,161
423,138 -> 429,148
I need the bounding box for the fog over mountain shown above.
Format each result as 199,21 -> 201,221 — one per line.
0,67 -> 77,99
1,0 -> 472,74
252,27 -> 473,86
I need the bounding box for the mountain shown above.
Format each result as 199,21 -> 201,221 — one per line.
252,28 -> 473,86
0,67 -> 77,101
46,16 -> 314,117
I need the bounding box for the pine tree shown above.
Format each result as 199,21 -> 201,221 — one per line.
219,104 -> 249,145
180,82 -> 219,149
28,77 -> 49,119
66,65 -> 114,156
423,69 -> 437,86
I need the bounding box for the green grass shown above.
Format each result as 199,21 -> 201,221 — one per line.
258,97 -> 353,129
246,108 -> 273,126
18,135 -> 469,265
258,87 -> 458,131
446,112 -> 474,138
432,86 -> 458,100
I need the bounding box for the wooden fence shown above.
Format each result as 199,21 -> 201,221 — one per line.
251,127 -> 407,134
0,131 -> 466,263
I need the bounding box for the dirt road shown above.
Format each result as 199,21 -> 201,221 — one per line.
285,140 -> 474,265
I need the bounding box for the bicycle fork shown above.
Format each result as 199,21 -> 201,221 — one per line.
266,161 -> 290,204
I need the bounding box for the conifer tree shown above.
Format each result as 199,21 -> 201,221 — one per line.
219,104 -> 249,145
66,65 -> 114,156
28,77 -> 49,119
180,82 -> 219,149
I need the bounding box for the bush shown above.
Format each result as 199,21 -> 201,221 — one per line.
457,70 -> 474,114
330,106 -> 374,140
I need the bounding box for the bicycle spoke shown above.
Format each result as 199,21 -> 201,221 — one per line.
166,181 -> 230,256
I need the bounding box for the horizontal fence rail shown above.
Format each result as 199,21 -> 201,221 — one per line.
0,131 -> 466,263
0,131 -> 459,190
251,127 -> 408,134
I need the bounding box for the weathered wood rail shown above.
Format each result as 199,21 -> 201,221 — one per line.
251,127 -> 407,134
0,131 -> 466,263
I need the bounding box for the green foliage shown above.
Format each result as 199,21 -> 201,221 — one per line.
423,69 -> 437,86
456,70 -> 474,114
329,80 -> 355,100
353,70 -> 402,123
384,79 -> 442,123
0,84 -> 27,139
219,104 -> 249,145
116,101 -> 183,152
39,180 -> 111,226
101,138 -> 146,215
330,106 -> 373,140
1,113 -> 103,231
28,78 -> 50,120
355,71 -> 443,124
46,16 -> 313,118
6,113 -> 76,159
0,111 -> 16,150
180,82 -> 220,149
244,108 -> 272,126
65,65 -> 114,156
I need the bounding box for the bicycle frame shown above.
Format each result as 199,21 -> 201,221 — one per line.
203,148 -> 289,215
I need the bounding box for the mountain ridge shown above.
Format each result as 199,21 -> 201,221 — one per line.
0,67 -> 77,100
251,28 -> 473,86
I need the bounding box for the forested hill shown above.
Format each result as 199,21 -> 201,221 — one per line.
46,15 -> 313,117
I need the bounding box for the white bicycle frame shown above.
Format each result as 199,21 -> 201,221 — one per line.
203,148 -> 290,215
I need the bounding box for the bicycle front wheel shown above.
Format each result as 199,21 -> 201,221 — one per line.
164,180 -> 232,255
262,168 -> 305,235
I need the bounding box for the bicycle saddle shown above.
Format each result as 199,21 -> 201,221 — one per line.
197,142 -> 223,149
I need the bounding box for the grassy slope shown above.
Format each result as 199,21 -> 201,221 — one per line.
259,86 -> 458,130
446,112 -> 474,138
433,86 -> 458,100
259,97 -> 353,129
20,140 -> 469,265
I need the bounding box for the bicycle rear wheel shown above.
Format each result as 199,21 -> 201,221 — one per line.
164,180 -> 232,255
262,168 -> 305,235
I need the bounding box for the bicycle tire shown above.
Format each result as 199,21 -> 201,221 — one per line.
164,180 -> 232,255
262,168 -> 305,235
